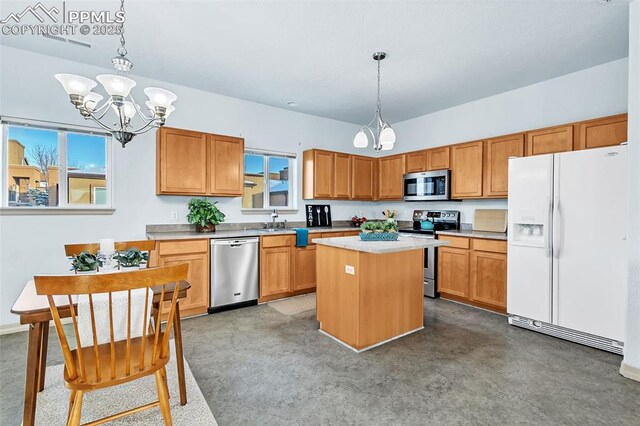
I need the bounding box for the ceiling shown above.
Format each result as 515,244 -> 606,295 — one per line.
0,0 -> 630,124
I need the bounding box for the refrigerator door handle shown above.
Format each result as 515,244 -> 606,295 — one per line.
552,196 -> 561,258
545,196 -> 553,258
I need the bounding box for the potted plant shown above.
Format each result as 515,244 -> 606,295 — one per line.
70,251 -> 101,273
115,247 -> 149,269
360,221 -> 378,234
187,198 -> 226,232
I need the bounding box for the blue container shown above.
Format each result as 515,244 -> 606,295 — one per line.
359,232 -> 399,241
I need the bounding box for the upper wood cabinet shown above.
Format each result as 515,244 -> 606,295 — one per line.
427,146 -> 450,171
378,154 -> 406,200
526,125 -> 573,156
351,155 -> 375,200
405,150 -> 427,173
483,134 -> 524,198
303,149 -> 334,199
451,141 -> 484,199
333,153 -> 352,199
157,127 -> 244,196
577,113 -> 628,150
157,128 -> 208,195
208,135 -> 244,196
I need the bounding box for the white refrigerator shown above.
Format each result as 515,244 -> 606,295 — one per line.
507,145 -> 628,354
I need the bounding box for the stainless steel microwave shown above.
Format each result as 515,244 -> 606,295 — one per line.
403,170 -> 450,201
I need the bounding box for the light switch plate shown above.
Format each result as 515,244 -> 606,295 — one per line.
345,265 -> 355,275
170,211 -> 178,221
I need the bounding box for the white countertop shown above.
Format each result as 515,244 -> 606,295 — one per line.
314,235 -> 449,254
147,226 -> 359,241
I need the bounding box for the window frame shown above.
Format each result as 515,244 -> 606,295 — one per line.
0,116 -> 115,215
241,148 -> 297,213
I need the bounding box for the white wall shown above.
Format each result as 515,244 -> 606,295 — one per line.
622,0 -> 640,377
0,46 -> 374,326
381,57 -> 629,223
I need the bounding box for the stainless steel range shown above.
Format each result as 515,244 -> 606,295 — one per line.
399,210 -> 460,298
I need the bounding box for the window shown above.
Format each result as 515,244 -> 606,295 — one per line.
2,119 -> 113,209
242,150 -> 296,211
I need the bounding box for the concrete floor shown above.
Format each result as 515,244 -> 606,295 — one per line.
1,298 -> 639,425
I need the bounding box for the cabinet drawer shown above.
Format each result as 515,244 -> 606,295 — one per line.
308,233 -> 324,245
342,231 -> 360,237
322,232 -> 344,238
261,235 -> 294,248
472,238 -> 507,253
157,239 -> 208,256
437,235 -> 470,249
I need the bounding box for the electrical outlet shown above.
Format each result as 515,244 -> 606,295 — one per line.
345,265 -> 355,275
170,211 -> 178,221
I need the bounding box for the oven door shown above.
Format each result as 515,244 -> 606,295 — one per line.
403,170 -> 450,201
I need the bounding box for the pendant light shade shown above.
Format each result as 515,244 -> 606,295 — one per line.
144,87 -> 178,109
379,126 -> 396,147
96,74 -> 137,97
111,101 -> 137,119
55,74 -> 96,97
353,130 -> 369,148
83,92 -> 103,110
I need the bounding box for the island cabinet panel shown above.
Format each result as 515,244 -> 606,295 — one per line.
427,146 -> 450,171
483,134 -> 525,198
154,239 -> 210,318
157,127 -> 244,197
157,128 -> 208,195
208,135 -> 244,196
378,154 -> 406,200
303,149 -> 334,199
294,246 -> 317,291
577,114 -> 628,150
526,125 -> 574,156
437,247 -> 470,298
406,150 -> 427,173
451,141 -> 484,199
333,153 -> 352,199
351,155 -> 375,200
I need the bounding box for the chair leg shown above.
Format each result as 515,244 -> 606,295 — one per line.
66,390 -> 76,424
155,368 -> 172,426
161,367 -> 170,399
67,390 -> 84,426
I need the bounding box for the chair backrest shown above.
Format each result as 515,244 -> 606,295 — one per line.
34,264 -> 188,385
64,240 -> 157,257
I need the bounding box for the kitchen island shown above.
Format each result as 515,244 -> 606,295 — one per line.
314,235 -> 448,352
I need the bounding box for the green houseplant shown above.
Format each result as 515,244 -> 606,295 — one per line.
114,247 -> 149,268
188,198 -> 226,233
70,251 -> 101,273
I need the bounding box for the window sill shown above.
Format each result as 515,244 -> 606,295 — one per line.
241,208 -> 299,215
0,207 -> 115,216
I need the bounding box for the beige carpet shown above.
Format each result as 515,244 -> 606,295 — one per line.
268,293 -> 316,315
34,342 -> 216,425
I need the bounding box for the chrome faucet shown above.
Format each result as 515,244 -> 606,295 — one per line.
271,209 -> 279,228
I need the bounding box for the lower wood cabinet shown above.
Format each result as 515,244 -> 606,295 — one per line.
260,246 -> 293,297
152,239 -> 210,318
294,245 -> 317,291
437,236 -> 507,313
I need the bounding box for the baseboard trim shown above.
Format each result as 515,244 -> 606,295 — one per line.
620,362 -> 640,382
0,318 -> 71,335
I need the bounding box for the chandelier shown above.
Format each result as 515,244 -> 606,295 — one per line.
54,0 -> 176,147
353,52 -> 396,151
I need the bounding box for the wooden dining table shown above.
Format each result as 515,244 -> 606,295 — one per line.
11,278 -> 191,426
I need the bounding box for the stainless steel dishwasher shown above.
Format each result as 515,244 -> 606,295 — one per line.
210,237 -> 259,312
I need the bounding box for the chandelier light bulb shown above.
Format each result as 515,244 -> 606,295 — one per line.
96,74 -> 137,97
54,74 -> 96,97
353,130 -> 369,148
144,87 -> 177,108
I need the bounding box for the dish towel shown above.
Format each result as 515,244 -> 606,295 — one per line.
294,228 -> 309,247
77,287 -> 153,348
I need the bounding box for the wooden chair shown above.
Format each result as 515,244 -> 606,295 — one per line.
64,240 -> 157,259
34,264 -> 188,426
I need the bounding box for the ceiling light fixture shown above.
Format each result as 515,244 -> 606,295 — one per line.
54,0 -> 176,147
287,101 -> 298,107
353,52 -> 396,151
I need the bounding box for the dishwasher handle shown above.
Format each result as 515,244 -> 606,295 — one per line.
211,238 -> 259,247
